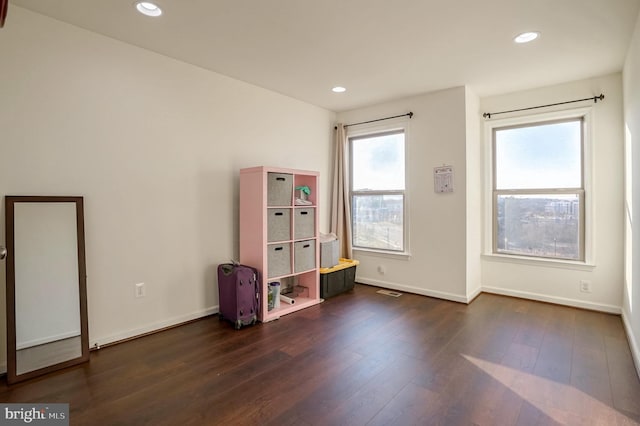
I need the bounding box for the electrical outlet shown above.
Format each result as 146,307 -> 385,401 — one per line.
378,265 -> 385,275
579,280 -> 592,293
135,282 -> 146,298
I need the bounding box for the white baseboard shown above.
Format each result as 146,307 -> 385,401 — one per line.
356,277 -> 621,313
481,286 -> 621,314
621,310 -> 640,381
90,306 -> 219,348
356,277 -> 469,303
466,286 -> 483,303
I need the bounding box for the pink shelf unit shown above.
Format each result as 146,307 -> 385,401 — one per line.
239,166 -> 321,322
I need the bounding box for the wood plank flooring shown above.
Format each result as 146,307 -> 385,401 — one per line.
1,284 -> 639,425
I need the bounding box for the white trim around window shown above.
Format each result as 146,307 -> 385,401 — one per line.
483,106 -> 595,266
347,118 -> 411,257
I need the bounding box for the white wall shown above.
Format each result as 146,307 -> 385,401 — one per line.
481,74 -> 625,313
337,87 -> 472,302
465,88 -> 482,300
623,10 -> 640,375
0,7 -> 335,370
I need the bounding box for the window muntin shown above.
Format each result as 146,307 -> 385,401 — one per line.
350,130 -> 406,252
493,118 -> 584,261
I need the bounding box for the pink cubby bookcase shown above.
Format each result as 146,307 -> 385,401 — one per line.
239,166 -> 321,322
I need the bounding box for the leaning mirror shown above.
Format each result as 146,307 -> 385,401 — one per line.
5,196 -> 89,384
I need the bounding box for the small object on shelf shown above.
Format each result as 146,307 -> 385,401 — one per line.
267,285 -> 274,311
280,294 -> 296,305
296,185 -> 311,199
294,285 -> 309,298
270,282 -> 281,309
295,185 -> 312,205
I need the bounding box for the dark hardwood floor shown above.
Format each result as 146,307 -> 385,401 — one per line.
2,284 -> 639,425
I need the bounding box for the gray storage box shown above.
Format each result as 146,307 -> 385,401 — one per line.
294,240 -> 316,273
267,173 -> 293,206
294,208 -> 315,240
267,208 -> 291,242
320,239 -> 339,268
267,243 -> 291,278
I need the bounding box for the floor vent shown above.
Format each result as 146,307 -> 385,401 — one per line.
376,289 -> 403,298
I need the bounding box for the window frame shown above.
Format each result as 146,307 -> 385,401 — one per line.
348,122 -> 409,255
484,107 -> 594,265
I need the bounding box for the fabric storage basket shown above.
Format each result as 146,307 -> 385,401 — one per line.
320,239 -> 339,268
267,173 -> 293,206
267,243 -> 291,278
293,208 -> 315,240
294,240 -> 316,273
267,208 -> 291,242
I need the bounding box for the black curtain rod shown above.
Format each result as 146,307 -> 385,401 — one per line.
335,112 -> 413,130
483,94 -> 604,119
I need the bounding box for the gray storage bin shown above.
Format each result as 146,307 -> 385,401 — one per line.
267,243 -> 291,278
320,239 -> 339,268
294,240 -> 316,273
267,173 -> 293,206
267,208 -> 291,242
294,208 -> 315,240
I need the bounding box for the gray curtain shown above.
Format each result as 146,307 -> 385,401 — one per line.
330,124 -> 353,259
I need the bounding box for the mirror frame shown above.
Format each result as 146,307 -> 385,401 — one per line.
5,196 -> 89,384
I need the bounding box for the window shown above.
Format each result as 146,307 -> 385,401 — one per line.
493,117 -> 585,261
350,129 -> 406,252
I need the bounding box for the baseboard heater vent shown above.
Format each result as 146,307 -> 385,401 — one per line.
376,289 -> 403,298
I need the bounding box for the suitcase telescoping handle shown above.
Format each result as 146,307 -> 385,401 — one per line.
254,272 -> 260,314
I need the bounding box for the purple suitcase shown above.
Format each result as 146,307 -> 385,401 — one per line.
217,263 -> 260,329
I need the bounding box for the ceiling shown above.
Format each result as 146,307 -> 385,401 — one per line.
8,0 -> 640,112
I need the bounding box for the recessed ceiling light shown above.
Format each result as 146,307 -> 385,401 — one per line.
514,32 -> 540,44
332,86 -> 346,93
135,1 -> 162,17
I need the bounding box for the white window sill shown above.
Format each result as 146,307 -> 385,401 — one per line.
353,248 -> 411,260
481,253 -> 595,271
